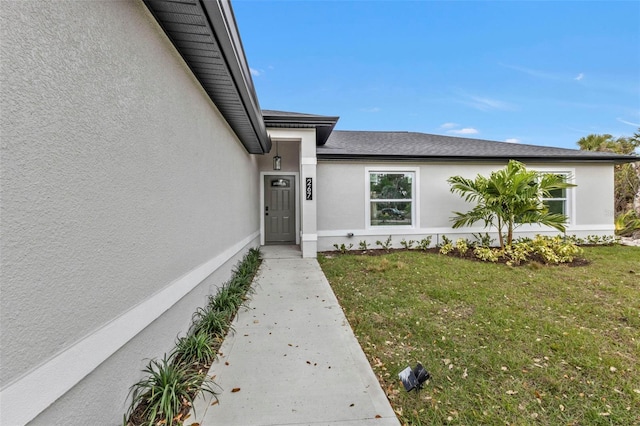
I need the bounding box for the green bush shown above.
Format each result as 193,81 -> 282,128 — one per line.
400,238 -> 415,249
473,246 -> 500,262
127,355 -> 218,426
375,235 -> 393,251
333,243 -> 353,254
455,238 -> 469,255
442,235 -> 583,265
190,306 -> 231,338
417,236 -> 432,250
615,210 -> 640,236
439,242 -> 454,255
171,331 -> 215,367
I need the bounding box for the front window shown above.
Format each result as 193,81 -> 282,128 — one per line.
369,171 -> 414,226
542,173 -> 569,215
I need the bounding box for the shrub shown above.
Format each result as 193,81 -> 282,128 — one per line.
472,232 -> 495,248
528,235 -> 582,264
333,243 -> 353,254
455,238 -> 469,255
400,238 -> 415,249
417,236 -> 432,250
376,236 -> 393,252
439,242 -> 454,255
358,240 -> 370,250
473,246 -> 500,262
438,235 -> 452,248
127,355 -> 218,426
615,210 -> 640,237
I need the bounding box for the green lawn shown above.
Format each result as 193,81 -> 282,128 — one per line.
318,246 -> 640,425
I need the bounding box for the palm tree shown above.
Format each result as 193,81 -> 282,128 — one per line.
448,160 -> 575,249
577,131 -> 640,216
576,133 -> 615,151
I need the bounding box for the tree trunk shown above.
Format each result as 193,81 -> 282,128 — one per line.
497,217 -> 505,250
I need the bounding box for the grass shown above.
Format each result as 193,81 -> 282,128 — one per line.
318,245 -> 640,425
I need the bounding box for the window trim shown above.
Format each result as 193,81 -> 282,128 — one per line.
532,168 -> 575,226
365,167 -> 419,229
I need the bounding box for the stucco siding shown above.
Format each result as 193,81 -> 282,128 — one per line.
317,161 -> 616,251
317,163 -> 367,230
1,1 -> 259,423
572,164 -> 615,226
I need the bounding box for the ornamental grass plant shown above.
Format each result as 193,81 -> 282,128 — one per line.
126,248 -> 262,426
126,355 -> 217,426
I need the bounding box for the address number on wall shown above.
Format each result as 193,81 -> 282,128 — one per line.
305,178 -> 313,200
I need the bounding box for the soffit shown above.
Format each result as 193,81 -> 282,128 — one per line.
262,110 -> 340,146
143,0 -> 270,154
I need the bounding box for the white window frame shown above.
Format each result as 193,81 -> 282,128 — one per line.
365,167 -> 419,229
532,168 -> 575,226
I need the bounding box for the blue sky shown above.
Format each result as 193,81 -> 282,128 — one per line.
233,1 -> 640,149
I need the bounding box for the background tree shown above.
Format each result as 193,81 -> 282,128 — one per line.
577,131 -> 640,216
448,160 -> 575,250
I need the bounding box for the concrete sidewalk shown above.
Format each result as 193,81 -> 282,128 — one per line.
186,245 -> 399,426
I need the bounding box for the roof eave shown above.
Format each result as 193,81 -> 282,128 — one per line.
264,116 -> 339,147
317,154 -> 640,164
143,0 -> 270,154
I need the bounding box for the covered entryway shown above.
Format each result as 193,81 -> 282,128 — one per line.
264,175 -> 296,244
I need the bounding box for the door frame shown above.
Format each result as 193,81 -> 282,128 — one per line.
260,171 -> 300,246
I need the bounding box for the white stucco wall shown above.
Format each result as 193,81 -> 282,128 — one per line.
316,161 -> 616,251
1,1 -> 260,424
264,128 -> 318,257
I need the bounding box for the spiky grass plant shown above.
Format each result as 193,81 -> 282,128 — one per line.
125,248 -> 262,425
127,355 -> 217,426
171,330 -> 215,367
190,307 -> 230,338
207,284 -> 245,317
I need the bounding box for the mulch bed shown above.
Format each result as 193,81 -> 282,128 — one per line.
321,247 -> 591,267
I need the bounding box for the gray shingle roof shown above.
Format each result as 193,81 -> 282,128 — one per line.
318,130 -> 639,163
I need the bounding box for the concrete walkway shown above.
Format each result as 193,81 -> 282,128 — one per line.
186,245 -> 399,426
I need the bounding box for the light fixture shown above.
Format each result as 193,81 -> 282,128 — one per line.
399,362 -> 430,392
273,141 -> 282,170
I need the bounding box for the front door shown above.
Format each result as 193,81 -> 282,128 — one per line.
264,175 -> 295,244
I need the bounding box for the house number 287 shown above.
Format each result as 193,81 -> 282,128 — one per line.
305,178 -> 313,201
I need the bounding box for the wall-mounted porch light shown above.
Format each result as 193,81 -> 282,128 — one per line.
273,141 -> 282,170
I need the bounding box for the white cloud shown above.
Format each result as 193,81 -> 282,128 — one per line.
361,107 -> 381,113
505,138 -> 521,143
448,128 -> 479,135
468,95 -> 512,111
500,63 -> 558,80
250,68 -> 261,77
440,122 -> 459,129
574,73 -> 584,81
617,117 -> 640,127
